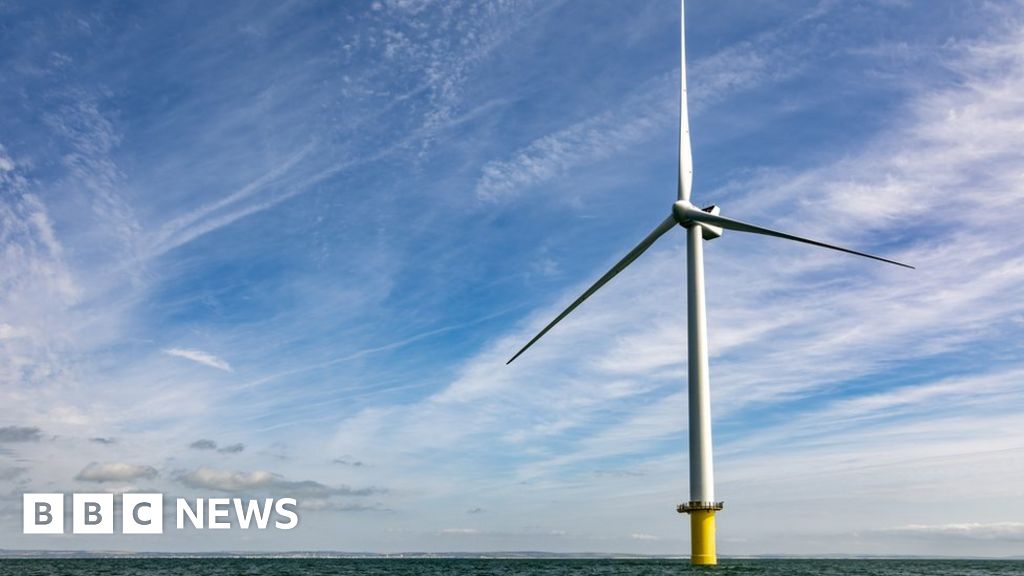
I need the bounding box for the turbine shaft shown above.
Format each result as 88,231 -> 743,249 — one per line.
506,214 -> 678,364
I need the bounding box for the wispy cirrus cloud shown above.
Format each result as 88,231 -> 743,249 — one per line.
134,0 -> 556,259
144,142 -> 318,259
473,2 -> 835,203
474,73 -> 675,201
163,348 -> 233,372
0,146 -> 15,172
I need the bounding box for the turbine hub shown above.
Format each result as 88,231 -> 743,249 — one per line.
672,200 -> 724,240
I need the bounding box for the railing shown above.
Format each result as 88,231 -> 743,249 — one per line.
676,501 -> 724,513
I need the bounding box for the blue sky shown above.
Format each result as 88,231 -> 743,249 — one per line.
2,0 -> 1024,556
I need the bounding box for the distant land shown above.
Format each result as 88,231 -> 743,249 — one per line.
1,550 -> 1022,560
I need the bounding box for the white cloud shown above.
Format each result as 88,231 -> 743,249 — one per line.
76,462 -> 158,483
163,348 -> 233,372
177,468 -> 283,492
440,527 -> 478,535
888,522 -> 1024,541
176,467 -> 380,497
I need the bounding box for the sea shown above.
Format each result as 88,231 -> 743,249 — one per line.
0,558 -> 1022,576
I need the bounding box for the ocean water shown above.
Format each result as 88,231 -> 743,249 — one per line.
0,559 -> 1021,576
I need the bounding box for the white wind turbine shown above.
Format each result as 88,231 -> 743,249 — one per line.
506,0 -> 913,566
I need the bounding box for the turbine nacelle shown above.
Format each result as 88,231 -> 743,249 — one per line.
673,200 -> 723,240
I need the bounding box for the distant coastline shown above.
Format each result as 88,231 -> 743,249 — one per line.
1,550 -> 1022,560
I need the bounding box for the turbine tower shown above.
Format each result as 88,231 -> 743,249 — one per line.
506,0 -> 914,566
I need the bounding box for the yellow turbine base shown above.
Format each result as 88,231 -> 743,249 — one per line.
689,510 -> 717,565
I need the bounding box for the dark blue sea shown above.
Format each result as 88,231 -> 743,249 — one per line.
0,558 -> 1021,576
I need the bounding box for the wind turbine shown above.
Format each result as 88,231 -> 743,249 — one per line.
506,0 -> 913,566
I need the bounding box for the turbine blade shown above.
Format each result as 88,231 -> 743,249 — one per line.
683,209 -> 915,269
507,215 -> 678,365
678,0 -> 693,202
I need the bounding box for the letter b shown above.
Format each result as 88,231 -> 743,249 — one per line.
85,502 -> 102,525
37,502 -> 52,525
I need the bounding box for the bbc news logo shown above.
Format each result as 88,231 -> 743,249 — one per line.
23,493 -> 298,534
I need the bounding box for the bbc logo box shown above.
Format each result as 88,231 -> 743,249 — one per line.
23,493 -> 163,534
22,494 -> 63,534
